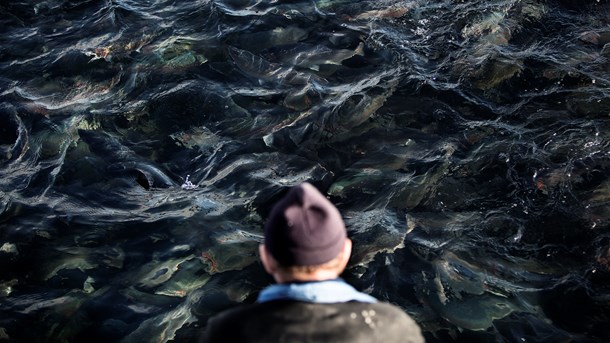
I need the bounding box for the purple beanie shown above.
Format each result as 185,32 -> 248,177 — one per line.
264,183 -> 347,267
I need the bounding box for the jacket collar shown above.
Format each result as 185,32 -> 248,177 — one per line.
257,278 -> 377,304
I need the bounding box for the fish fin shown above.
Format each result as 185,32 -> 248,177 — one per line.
136,169 -> 154,190
355,42 -> 365,56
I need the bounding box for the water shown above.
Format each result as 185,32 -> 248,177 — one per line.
1,0 -> 609,342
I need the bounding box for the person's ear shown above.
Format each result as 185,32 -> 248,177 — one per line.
259,244 -> 276,275
339,238 -> 352,270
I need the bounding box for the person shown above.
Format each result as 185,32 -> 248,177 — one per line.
201,182 -> 424,343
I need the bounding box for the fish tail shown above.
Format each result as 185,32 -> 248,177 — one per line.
355,42 -> 365,56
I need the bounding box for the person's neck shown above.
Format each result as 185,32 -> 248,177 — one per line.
274,270 -> 340,284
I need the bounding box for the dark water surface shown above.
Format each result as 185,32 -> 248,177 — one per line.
1,0 -> 610,342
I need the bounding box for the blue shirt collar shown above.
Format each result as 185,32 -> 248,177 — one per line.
257,278 -> 377,304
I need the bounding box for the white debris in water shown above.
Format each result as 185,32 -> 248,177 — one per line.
170,244 -> 192,252
0,243 -> 18,255
181,175 -> 198,190
83,276 -> 95,294
0,279 -> 18,297
0,327 -> 9,340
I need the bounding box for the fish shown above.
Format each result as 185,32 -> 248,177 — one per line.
43,253 -> 97,281
154,36 -> 207,63
107,161 -> 176,189
347,4 -> 413,21
200,242 -> 258,274
470,57 -> 524,91
589,179 -> 610,204
77,129 -> 135,161
120,286 -> 181,309
228,46 -> 326,91
138,37 -> 210,72
283,84 -> 316,111
42,245 -> 125,281
228,46 -> 294,81
17,291 -> 87,315
344,208 -> 408,267
418,251 -> 544,331
579,30 -> 610,47
433,293 -> 523,331
262,71 -> 398,152
153,259 -> 211,298
284,42 -> 365,71
130,254 -> 197,289
329,79 -> 398,137
121,287 -> 204,343
169,126 -> 227,151
328,169 -> 388,199
211,228 -> 263,245
212,1 -> 275,17
452,1 -> 548,91
230,26 -> 309,52
78,129 -> 177,189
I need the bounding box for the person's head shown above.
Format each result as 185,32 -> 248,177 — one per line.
259,182 -> 352,283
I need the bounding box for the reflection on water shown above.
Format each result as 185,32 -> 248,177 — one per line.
1,0 -> 609,342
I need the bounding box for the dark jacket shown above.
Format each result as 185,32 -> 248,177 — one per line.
201,300 -> 424,343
